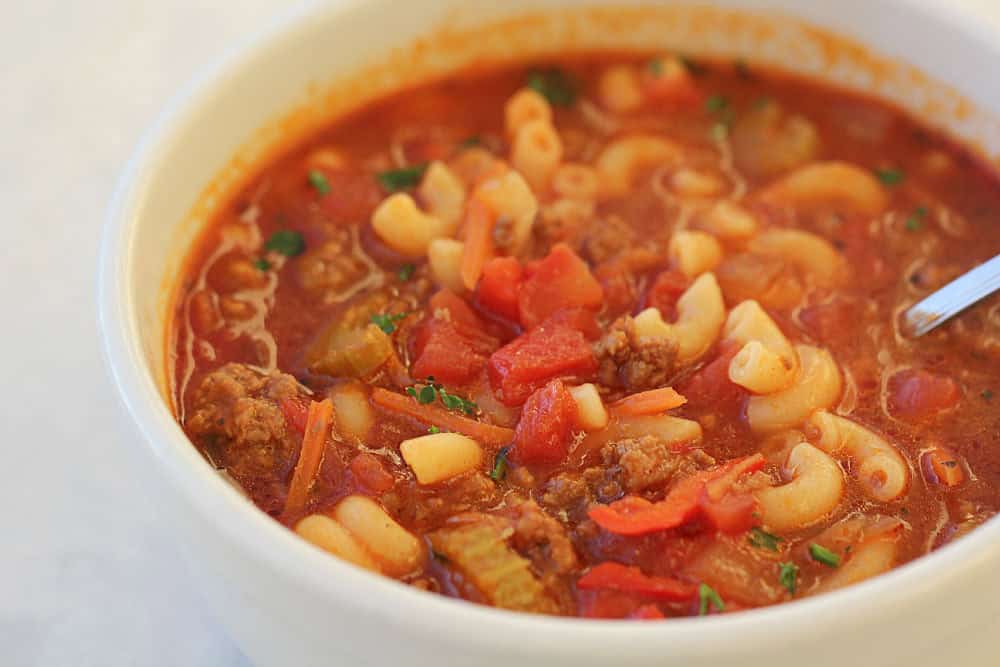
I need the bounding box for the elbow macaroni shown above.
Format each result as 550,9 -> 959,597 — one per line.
597,65 -> 644,113
633,272 -> 726,364
371,193 -> 450,258
749,229 -> 846,288
552,163 -> 600,201
474,170 -> 539,253
698,201 -> 759,240
808,411 -> 910,502
755,441 -> 845,532
724,300 -> 798,394
427,238 -> 466,293
668,230 -> 724,278
511,118 -> 563,191
758,161 -> 890,217
505,88 -> 552,137
596,134 -> 684,196
418,161 -> 466,234
746,345 -> 842,433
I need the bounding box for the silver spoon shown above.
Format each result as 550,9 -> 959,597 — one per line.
901,254 -> 1000,337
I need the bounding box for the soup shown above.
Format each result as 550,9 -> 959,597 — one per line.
170,54 -> 1000,619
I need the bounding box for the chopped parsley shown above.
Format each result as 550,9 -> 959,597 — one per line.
397,263 -> 416,282
406,378 -> 478,415
427,425 -> 441,434
981,388 -> 994,401
370,312 -> 409,335
490,446 -> 512,482
253,257 -> 271,271
698,583 -> 725,616
377,164 -> 428,192
779,562 -> 799,594
705,94 -> 736,140
874,167 -> 905,186
905,205 -> 929,231
748,527 -> 783,552
647,58 -> 664,75
526,67 -> 577,107
264,229 -> 306,257
307,169 -> 331,195
704,94 -> 729,114
809,543 -> 841,568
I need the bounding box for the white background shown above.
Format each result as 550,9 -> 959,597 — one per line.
2,1 -> 1000,666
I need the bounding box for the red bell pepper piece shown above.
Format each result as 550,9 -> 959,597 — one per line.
577,563 -> 696,602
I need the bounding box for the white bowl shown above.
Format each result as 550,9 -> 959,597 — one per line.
99,1 -> 1000,665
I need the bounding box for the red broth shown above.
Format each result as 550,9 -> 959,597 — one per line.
170,55 -> 1000,618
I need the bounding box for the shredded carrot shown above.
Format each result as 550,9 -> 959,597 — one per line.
609,387 -> 687,416
460,195 -> 496,290
371,387 -> 514,446
283,398 -> 335,519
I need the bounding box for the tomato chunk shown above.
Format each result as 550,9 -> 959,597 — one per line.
512,379 -> 577,464
279,397 -> 310,434
476,256 -> 523,322
640,57 -> 703,107
518,244 -> 603,329
488,318 -> 598,406
588,455 -> 765,536
678,342 -> 745,410
411,290 -> 499,385
577,563 -> 696,602
888,369 -> 961,420
644,269 -> 689,318
349,452 -> 395,494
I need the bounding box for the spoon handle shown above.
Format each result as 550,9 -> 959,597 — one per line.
902,254 -> 1000,337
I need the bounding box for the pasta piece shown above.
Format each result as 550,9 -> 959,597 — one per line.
295,514 -> 380,572
758,161 -> 889,217
474,170 -> 539,254
746,345 -> 842,433
723,300 -> 798,394
371,193 -> 449,258
814,518 -> 904,593
552,163 -> 600,201
633,273 -> 726,364
596,134 -> 684,196
332,496 -> 424,577
418,161 -> 466,234
597,65 -> 644,113
668,230 -> 723,278
749,229 -> 845,288
698,201 -> 758,240
755,441 -> 844,532
427,238 -> 466,293
584,414 -> 702,450
808,411 -> 910,502
569,383 -> 609,431
399,432 -> 484,485
669,168 -> 726,199
511,118 -> 563,190
504,88 -> 553,137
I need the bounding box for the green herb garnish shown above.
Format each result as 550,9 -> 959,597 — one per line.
397,263 -> 416,282
490,446 -> 512,482
809,543 -> 841,568
370,312 -> 409,335
705,94 -> 729,114
405,378 -> 478,415
418,385 -> 437,404
875,168 -> 905,186
253,258 -> 271,271
779,562 -> 799,594
749,527 -> 783,552
647,58 -> 664,75
698,583 -> 725,616
526,68 -> 577,107
377,164 -> 428,192
905,205 -> 929,231
427,425 -> 441,434
264,229 -> 306,257
307,169 -> 331,195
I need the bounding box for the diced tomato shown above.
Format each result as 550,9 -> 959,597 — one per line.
488,319 -> 598,406
798,298 -> 857,344
349,452 -> 395,494
512,379 -> 577,464
476,256 -> 523,322
630,604 -> 666,620
588,455 -> 765,536
678,341 -> 745,410
411,290 -> 499,385
577,563 -> 695,602
644,269 -> 689,318
518,244 -> 603,329
279,397 -> 310,434
888,369 -> 962,420
543,307 -> 602,340
316,169 -> 382,224
640,57 -> 702,107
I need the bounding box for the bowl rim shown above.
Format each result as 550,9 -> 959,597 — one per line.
98,0 -> 1000,654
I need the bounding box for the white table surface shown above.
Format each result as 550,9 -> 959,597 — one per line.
4,1 -> 1000,665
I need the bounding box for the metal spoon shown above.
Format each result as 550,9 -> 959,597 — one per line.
900,254 -> 1000,337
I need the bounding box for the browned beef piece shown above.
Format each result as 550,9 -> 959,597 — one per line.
185,363 -> 306,511
593,315 -> 678,390
602,436 -> 715,492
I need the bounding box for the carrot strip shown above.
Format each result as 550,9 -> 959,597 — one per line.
609,387 -> 687,416
283,398 -> 335,519
460,195 -> 496,291
371,387 -> 514,446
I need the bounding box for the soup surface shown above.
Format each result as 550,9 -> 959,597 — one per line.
171,54 -> 1000,619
